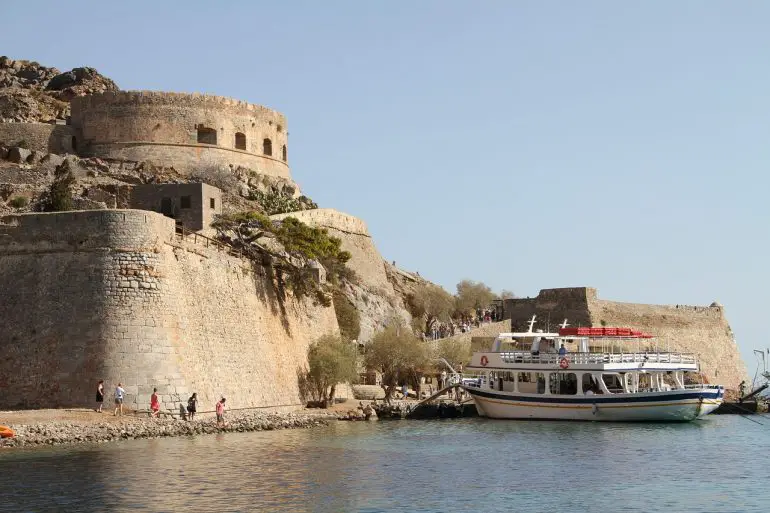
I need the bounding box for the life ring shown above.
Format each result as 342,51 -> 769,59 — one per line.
480,355 -> 489,367
559,357 -> 570,369
0,426 -> 15,438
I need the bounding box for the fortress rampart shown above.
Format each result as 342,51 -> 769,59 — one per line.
0,122 -> 75,154
503,287 -> 747,389
70,91 -> 291,177
0,209 -> 339,411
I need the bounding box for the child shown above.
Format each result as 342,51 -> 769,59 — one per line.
216,397 -> 226,427
150,388 -> 160,418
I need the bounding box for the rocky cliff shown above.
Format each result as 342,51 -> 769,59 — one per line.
0,56 -> 117,122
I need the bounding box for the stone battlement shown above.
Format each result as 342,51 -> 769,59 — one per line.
71,90 -> 286,124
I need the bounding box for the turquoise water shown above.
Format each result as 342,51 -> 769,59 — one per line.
0,415 -> 767,512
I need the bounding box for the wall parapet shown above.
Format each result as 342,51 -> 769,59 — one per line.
271,209 -> 369,236
71,90 -> 286,122
0,209 -> 174,254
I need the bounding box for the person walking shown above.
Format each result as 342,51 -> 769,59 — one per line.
187,393 -> 198,421
95,380 -> 104,413
216,397 -> 226,427
150,388 -> 160,418
114,383 -> 125,416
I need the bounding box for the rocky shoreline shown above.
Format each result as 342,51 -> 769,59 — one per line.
0,410 -> 336,449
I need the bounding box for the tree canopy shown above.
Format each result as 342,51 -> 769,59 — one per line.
364,324 -> 429,402
407,284 -> 454,334
303,334 -> 359,407
454,280 -> 496,317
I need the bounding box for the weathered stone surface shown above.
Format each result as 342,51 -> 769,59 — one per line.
7,146 -> 30,163
0,210 -> 340,412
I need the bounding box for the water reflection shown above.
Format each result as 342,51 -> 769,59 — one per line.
0,417 -> 767,512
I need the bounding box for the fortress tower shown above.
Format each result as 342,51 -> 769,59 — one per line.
69,91 -> 291,177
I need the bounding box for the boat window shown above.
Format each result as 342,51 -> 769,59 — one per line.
554,373 -> 578,395
536,373 -> 546,394
517,372 -> 537,394
582,374 -> 600,394
602,374 -> 624,394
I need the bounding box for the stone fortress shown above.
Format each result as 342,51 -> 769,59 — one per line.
0,70 -> 411,411
0,57 -> 748,411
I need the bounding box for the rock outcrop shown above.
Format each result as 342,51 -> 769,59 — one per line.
0,56 -> 117,122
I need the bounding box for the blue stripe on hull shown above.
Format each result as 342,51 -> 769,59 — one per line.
464,387 -> 721,405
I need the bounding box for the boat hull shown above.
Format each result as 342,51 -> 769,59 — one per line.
463,387 -> 723,422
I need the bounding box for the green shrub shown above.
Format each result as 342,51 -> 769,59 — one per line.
8,196 -> 28,208
302,334 -> 359,407
46,165 -> 75,212
333,290 -> 361,342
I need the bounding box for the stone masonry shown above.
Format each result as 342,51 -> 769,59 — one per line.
0,209 -> 340,412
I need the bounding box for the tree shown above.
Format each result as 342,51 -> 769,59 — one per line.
455,280 -> 495,319
304,334 -> 358,407
407,283 -> 454,335
434,338 -> 471,372
364,325 -> 430,402
211,212 -> 354,305
499,289 -> 517,300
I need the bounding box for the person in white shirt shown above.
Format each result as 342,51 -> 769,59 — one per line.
114,383 -> 126,416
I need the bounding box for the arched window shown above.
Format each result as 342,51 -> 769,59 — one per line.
197,126 -> 217,145
235,132 -> 246,150
282,144 -> 287,162
263,138 -> 272,156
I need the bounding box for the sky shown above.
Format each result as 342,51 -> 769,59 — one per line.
3,1 -> 768,372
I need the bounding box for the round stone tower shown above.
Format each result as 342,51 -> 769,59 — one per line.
70,91 -> 290,178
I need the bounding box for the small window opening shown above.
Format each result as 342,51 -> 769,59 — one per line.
197,126 -> 217,145
71,136 -> 77,152
263,138 -> 272,156
210,197 -> 216,209
235,132 -> 246,150
282,144 -> 287,162
180,195 -> 192,209
277,124 -> 283,133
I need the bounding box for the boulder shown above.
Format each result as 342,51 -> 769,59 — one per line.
40,153 -> 65,167
7,146 -> 31,164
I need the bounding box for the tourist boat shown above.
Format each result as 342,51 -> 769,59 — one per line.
462,316 -> 724,422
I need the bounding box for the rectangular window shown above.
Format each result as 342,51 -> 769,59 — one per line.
180,195 -> 192,209
210,197 -> 216,209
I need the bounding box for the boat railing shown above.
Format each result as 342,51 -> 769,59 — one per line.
496,351 -> 697,365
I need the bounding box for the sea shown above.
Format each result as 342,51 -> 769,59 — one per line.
1,415 -> 768,513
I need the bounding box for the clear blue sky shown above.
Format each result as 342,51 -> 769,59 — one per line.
3,1 -> 768,372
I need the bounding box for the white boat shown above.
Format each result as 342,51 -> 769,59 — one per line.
462,317 -> 724,422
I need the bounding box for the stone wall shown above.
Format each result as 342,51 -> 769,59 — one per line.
70,91 -> 291,177
271,209 -> 412,342
0,210 -> 339,411
0,122 -> 75,153
503,288 -> 747,389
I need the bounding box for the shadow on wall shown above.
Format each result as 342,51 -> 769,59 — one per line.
248,256 -> 292,336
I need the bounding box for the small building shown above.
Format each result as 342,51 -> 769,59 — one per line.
130,183 -> 222,232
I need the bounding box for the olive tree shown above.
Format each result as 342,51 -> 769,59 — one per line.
454,280 -> 496,319
364,325 -> 430,402
407,284 -> 454,335
304,334 -> 359,407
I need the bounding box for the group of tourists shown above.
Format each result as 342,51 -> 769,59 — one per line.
94,380 -> 227,425
423,308 -> 503,341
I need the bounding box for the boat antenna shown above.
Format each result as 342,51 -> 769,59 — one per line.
526,315 -> 536,334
